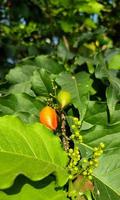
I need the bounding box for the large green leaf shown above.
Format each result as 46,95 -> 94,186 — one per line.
0,115 -> 68,189
6,63 -> 36,84
35,55 -> 64,74
0,94 -> 44,123
5,57 -> 64,97
84,101 -> 108,126
106,84 -> 120,117
79,2 -> 103,14
56,72 -> 93,120
82,122 -> 120,197
0,177 -> 68,200
31,68 -> 53,96
94,178 -> 120,200
57,42 -> 74,61
8,81 -> 35,97
107,51 -> 120,70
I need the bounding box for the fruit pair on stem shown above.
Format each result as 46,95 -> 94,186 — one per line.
39,90 -> 71,130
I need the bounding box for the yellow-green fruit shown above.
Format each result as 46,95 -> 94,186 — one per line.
57,90 -> 71,108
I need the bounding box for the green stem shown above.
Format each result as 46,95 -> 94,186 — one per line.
85,190 -> 92,200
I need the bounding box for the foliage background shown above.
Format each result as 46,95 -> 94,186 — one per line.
0,0 -> 120,200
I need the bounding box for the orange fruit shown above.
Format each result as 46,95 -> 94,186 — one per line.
39,106 -> 58,131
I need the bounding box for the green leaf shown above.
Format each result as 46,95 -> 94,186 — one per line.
56,72 -> 93,120
79,2 -> 104,14
0,115 -> 68,189
0,177 -> 68,200
57,42 -> 74,62
31,69 -> 53,96
0,94 -> 44,123
82,122 -> 120,196
8,81 -> 35,97
6,64 -> 36,84
106,71 -> 120,118
107,52 -> 120,70
84,101 -> 108,126
94,178 -> 120,200
60,20 -> 73,33
35,55 -> 64,74
106,84 -> 120,117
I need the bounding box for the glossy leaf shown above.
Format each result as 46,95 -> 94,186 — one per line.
31,69 -> 53,96
0,177 -> 68,200
35,55 -> 64,74
82,121 -> 120,197
56,72 -> 93,120
0,115 -> 68,189
94,178 -> 120,200
107,52 -> 120,70
0,93 -> 44,123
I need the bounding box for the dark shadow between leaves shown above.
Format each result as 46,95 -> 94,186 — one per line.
2,174 -> 55,195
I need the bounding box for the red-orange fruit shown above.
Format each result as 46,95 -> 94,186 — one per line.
39,106 -> 58,130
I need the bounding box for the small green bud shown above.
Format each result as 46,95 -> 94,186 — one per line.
99,149 -> 103,155
89,161 -> 93,165
94,158 -> 99,163
79,135 -> 83,142
88,168 -> 93,174
74,167 -> 78,171
83,159 -> 88,163
71,125 -> 76,129
73,161 -> 77,165
95,163 -> 99,168
73,117 -> 78,122
94,147 -> 98,152
70,134 -> 75,139
77,120 -> 81,126
100,142 -> 105,149
83,171 -> 87,176
69,175 -> 73,180
72,152 -> 76,157
94,152 -> 99,157
88,175 -> 93,180
69,148 -> 73,154
75,131 -> 79,137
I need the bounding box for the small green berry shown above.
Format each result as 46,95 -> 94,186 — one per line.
83,171 -> 87,176
77,121 -> 81,126
100,142 -> 105,149
88,175 -> 93,180
88,168 -> 93,174
73,117 -> 78,122
75,131 -> 79,137
94,158 -> 99,163
95,163 -> 99,167
74,166 -> 78,171
94,147 -> 98,152
89,161 -> 93,165
71,125 -> 76,129
69,148 -> 73,154
70,134 -> 75,139
69,175 -> 73,180
83,159 -> 88,163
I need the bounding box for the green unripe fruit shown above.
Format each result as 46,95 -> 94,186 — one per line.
57,90 -> 71,108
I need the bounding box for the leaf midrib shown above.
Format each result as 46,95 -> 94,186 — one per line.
0,151 -> 66,171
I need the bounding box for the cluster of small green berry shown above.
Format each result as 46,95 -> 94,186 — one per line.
70,117 -> 82,143
82,142 -> 105,180
68,147 -> 81,179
